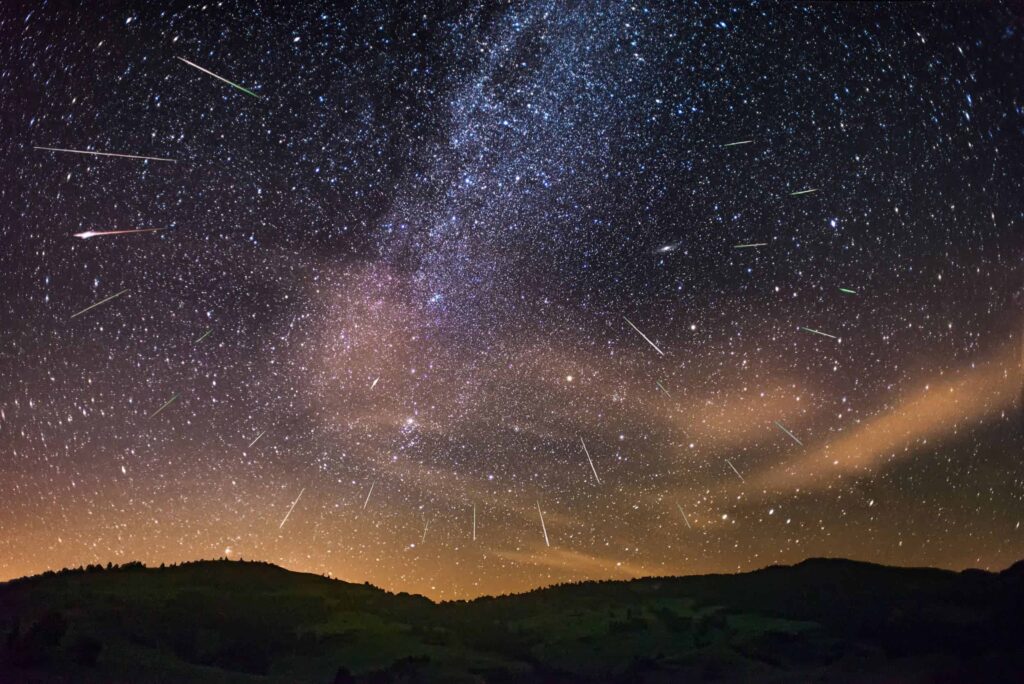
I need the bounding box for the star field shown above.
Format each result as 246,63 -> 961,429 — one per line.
0,1 -> 1022,599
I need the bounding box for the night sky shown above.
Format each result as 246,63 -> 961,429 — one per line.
1,1 -> 1022,599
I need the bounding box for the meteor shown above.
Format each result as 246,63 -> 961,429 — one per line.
726,459 -> 745,483
839,288 -> 858,295
74,228 -> 163,239
148,393 -> 180,419
279,487 -> 305,529
69,288 -> 130,319
472,503 -> 477,541
34,146 -> 175,163
734,242 -> 767,249
723,140 -> 753,147
580,437 -> 602,485
363,480 -> 376,510
193,328 -> 213,344
800,326 -> 839,340
623,316 -> 665,356
656,380 -> 672,399
176,57 -> 261,99
774,420 -> 803,446
789,188 -> 819,196
676,503 -> 692,529
537,501 -> 550,547
370,376 -> 380,390
247,430 -> 267,448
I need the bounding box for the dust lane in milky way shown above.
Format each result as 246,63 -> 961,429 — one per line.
0,1 -> 1021,599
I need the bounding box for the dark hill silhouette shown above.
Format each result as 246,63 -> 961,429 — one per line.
1,557 -> 1022,682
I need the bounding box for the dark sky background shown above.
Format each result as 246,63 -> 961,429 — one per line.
0,1 -> 1021,599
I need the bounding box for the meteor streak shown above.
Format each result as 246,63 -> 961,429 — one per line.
734,242 -> 768,249
723,140 -> 753,147
149,393 -> 180,419
472,504 -> 476,541
726,459 -> 745,482
537,501 -> 550,547
193,328 -> 213,344
69,288 -> 129,319
33,146 -> 175,163
279,487 -> 305,529
676,503 -> 692,529
370,376 -> 380,390
176,57 -> 261,99
789,188 -> 819,196
774,420 -> 803,446
839,288 -> 858,295
800,326 -> 839,340
73,228 -> 163,239
247,430 -> 267,448
656,380 -> 672,399
580,437 -> 602,484
623,316 -> 665,356
363,480 -> 376,510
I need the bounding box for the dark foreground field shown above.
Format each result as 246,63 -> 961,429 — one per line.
1,557 -> 1021,683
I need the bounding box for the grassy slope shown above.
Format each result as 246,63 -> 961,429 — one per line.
0,557 -> 1021,683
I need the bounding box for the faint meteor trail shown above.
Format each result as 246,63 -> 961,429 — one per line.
363,480 -> 376,510
149,393 -> 180,419
193,328 -> 213,343
421,517 -> 430,543
580,437 -> 602,484
801,326 -> 839,340
69,288 -> 129,319
537,501 -> 550,547
176,57 -> 261,99
656,380 -> 672,399
472,504 -> 476,541
734,242 -> 768,249
623,316 -> 665,356
676,503 -> 692,529
279,487 -> 305,529
726,459 -> 745,482
723,140 -> 753,147
74,228 -> 164,239
839,288 -> 858,295
247,430 -> 267,448
789,188 -> 819,196
774,420 -> 804,446
33,146 -> 175,163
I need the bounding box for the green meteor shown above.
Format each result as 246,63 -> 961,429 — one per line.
176,57 -> 261,99
839,288 -> 858,295
193,328 -> 213,343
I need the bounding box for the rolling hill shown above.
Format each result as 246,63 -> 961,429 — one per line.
1,557 -> 1022,682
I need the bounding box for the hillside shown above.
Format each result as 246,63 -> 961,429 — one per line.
1,557 -> 1022,683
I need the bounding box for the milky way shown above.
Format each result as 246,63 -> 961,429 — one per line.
1,2 -> 1022,599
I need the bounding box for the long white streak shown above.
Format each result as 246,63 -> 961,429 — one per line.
734,242 -> 768,249
69,288 -> 130,319
472,504 -> 476,541
34,146 -> 175,163
148,393 -> 180,419
279,487 -> 305,529
800,326 -> 839,340
774,420 -> 804,446
723,140 -> 753,147
421,518 -> 430,543
74,228 -> 163,239
623,316 -> 665,356
789,188 -> 819,196
580,438 -> 602,484
537,501 -> 550,547
176,57 -> 261,98
247,430 -> 267,448
362,480 -> 376,510
676,503 -> 692,529
726,459 -> 745,483
370,376 -> 380,389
